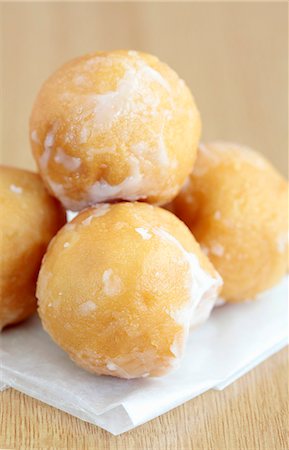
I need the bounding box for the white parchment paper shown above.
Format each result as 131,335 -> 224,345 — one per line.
1,276 -> 287,435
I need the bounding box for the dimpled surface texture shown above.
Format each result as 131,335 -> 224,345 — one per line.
37,202 -> 221,379
30,50 -> 201,210
172,142 -> 288,302
0,166 -> 66,330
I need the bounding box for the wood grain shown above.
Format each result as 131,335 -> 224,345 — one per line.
1,348 -> 288,450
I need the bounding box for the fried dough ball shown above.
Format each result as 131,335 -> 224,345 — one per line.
0,166 -> 66,330
30,50 -> 201,210
37,202 -> 221,379
171,142 -> 288,302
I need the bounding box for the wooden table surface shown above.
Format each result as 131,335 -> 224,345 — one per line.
1,348 -> 287,450
1,3 -> 288,449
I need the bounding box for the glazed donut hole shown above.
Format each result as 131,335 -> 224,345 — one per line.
0,166 -> 66,330
30,50 -> 201,210
171,142 -> 288,302
37,202 -> 221,379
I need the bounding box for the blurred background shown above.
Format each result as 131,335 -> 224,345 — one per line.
1,2 -> 288,175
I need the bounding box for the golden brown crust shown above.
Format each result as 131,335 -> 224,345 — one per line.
37,202 -> 221,379
30,50 -> 201,210
172,142 -> 288,302
0,165 -> 66,329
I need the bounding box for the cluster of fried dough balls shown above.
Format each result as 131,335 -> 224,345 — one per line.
30,50 -> 201,210
5,49 -> 287,381
37,202 -> 222,379
0,166 -> 66,330
171,142 -> 288,302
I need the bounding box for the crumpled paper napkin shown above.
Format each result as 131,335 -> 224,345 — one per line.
1,276 -> 287,435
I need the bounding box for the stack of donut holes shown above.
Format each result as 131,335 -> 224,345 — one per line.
1,50 -> 287,380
